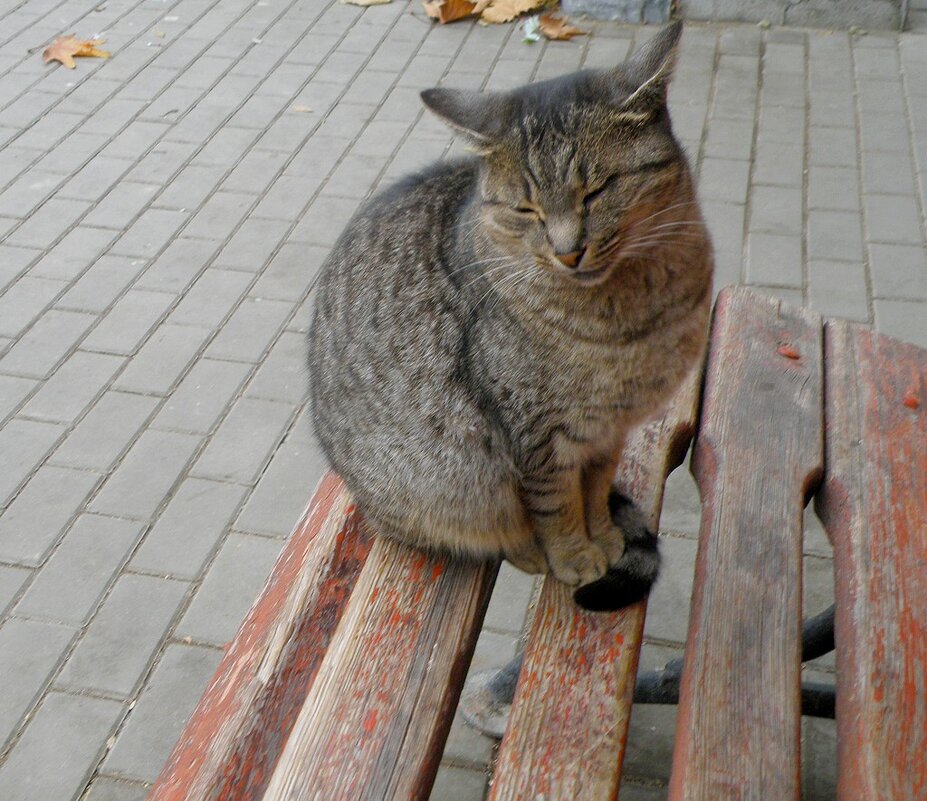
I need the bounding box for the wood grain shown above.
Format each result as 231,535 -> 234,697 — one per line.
668,287 -> 823,801
147,472 -> 372,801
261,538 -> 497,801
816,321 -> 927,801
488,367 -> 703,801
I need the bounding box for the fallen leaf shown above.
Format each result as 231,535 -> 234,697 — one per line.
292,104 -> 313,113
538,11 -> 586,40
423,0 -> 477,23
42,34 -> 110,69
342,0 -> 392,5
521,14 -> 541,43
480,0 -> 546,24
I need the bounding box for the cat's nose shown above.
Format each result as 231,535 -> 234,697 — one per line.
554,249 -> 585,269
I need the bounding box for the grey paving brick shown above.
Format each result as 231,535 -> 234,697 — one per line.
89,428 -> 201,521
752,141 -> 804,187
250,176 -> 314,222
82,289 -> 176,358
177,532 -> 283,645
251,242 -> 325,302
863,193 -> 924,245
167,268 -> 254,329
132,478 -> 247,580
111,208 -> 191,259
700,200 -> 745,260
0,565 -> 30,616
205,297 -> 292,363
82,181 -> 161,230
643,534 -> 698,644
428,764 -> 488,801
615,781 -> 668,801
869,243 -> 927,300
697,157 -> 751,204
220,148 -> 289,196
52,392 -> 156,474
58,573 -> 189,697
0,276 -> 68,338
440,708 -> 494,768
112,323 -> 212,395
181,191 -> 255,242
234,429 -> 324,537
288,195 -> 360,246
321,152 -> 385,199
4,197 -> 90,250
150,357 -> 252,435
15,514 -> 143,626
0,619 -> 75,750
483,561 -> 537,635
808,166 -> 860,212
874,299 -> 927,348
808,260 -> 870,323
0,417 -> 65,507
127,140 -> 198,185
19,350 -> 123,424
0,169 -> 65,218
809,126 -> 858,169
0,374 -> 36,422
28,226 -> 118,283
0,465 -> 102,566
0,691 -> 123,801
35,132 -> 108,175
0,309 -> 97,379
135,237 -> 221,294
83,777 -> 150,801
214,218 -> 292,271
243,330 -> 311,404
285,136 -> 351,181
56,255 -> 149,314
860,150 -> 918,196
102,643 -> 222,782
57,155 -> 135,206
858,112 -> 911,154
748,185 -> 802,236
153,164 -> 226,211
192,396 -> 295,485
807,209 -> 864,263
660,463 -> 702,536
0,246 -> 40,292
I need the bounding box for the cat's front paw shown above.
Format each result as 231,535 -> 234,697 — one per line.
547,540 -> 608,586
587,520 -> 627,566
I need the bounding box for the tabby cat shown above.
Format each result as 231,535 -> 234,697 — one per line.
308,21 -> 713,611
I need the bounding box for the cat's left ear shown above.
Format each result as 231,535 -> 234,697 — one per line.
618,21 -> 682,115
420,88 -> 508,148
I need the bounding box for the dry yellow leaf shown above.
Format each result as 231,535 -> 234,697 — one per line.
538,11 -> 586,40
423,0 -> 478,22
42,35 -> 110,69
480,0 -> 545,24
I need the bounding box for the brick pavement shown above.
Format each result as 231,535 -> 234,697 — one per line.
0,0 -> 925,798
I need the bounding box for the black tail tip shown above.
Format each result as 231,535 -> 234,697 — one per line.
573,567 -> 656,612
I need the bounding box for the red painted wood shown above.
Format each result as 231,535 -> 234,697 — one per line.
489,368 -> 703,801
668,287 -> 823,801
816,321 -> 927,801
261,539 -> 497,801
147,473 -> 372,801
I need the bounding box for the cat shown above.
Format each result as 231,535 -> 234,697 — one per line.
307,21 -> 713,612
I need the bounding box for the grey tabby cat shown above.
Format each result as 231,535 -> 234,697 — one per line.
308,21 -> 713,611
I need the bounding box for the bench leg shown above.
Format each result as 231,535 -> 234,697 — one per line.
461,604 -> 836,737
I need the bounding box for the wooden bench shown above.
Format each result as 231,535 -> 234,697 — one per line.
147,286 -> 927,801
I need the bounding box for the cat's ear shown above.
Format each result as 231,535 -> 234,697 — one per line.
617,21 -> 682,116
420,88 -> 507,148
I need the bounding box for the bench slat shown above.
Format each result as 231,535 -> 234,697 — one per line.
262,537 -> 496,801
489,369 -> 701,801
148,473 -> 371,801
817,321 -> 927,800
668,288 -> 823,801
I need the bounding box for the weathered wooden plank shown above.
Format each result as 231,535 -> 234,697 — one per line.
147,473 -> 372,801
668,287 -> 823,801
816,321 -> 927,801
261,537 -> 497,800
488,368 -> 703,801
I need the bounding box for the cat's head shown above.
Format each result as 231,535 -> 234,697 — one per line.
421,22 -> 696,287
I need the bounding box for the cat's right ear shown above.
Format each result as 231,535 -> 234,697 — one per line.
420,88 -> 506,148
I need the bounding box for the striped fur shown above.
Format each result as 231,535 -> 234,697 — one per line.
307,23 -> 713,610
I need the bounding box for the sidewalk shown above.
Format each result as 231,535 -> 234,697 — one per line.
0,0 -> 925,799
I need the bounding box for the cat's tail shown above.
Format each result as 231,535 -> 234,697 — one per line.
573,491 -> 661,612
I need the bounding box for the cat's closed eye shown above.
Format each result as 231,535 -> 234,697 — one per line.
514,201 -> 544,219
